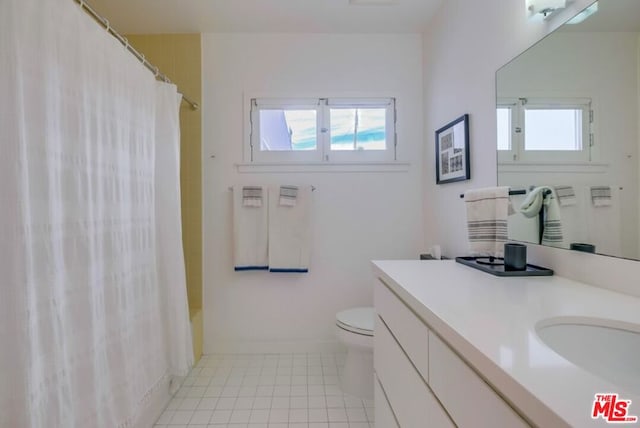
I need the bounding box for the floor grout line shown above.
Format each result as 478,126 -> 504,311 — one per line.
154,352 -> 373,428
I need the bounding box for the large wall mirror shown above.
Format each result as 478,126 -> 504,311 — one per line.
497,0 -> 640,260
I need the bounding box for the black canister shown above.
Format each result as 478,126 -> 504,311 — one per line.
504,243 -> 527,271
570,243 -> 596,253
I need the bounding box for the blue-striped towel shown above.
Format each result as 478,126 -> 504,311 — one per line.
269,185 -> 312,273
234,185 -> 268,270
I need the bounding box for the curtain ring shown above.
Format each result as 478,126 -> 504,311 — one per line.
105,19 -> 110,33
79,0 -> 85,9
153,66 -> 160,77
123,36 -> 129,50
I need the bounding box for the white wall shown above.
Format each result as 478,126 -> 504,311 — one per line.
498,31 -> 640,259
202,33 -> 425,353
422,0 -> 640,297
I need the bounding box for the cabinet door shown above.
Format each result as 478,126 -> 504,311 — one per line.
374,374 -> 399,428
375,279 -> 430,381
429,332 -> 530,428
375,316 -> 455,428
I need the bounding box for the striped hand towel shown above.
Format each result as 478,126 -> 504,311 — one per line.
242,186 -> 263,207
591,186 -> 612,207
541,188 -> 564,248
520,186 -> 564,247
464,187 -> 509,257
554,185 -> 576,207
279,185 -> 299,207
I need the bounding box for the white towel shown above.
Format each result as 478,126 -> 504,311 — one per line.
519,186 -> 564,247
540,188 -> 564,248
585,186 -> 622,256
242,186 -> 264,207
279,185 -> 298,207
233,185 -> 269,271
268,185 -> 312,272
464,186 -> 509,257
591,186 -> 612,207
554,185 -> 577,207
519,187 -> 546,218
507,193 -> 539,245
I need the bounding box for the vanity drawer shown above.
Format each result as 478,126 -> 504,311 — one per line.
375,278 -> 429,381
374,374 -> 399,428
375,316 -> 455,428
428,332 -> 530,428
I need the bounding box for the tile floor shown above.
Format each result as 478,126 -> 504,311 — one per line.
154,353 -> 374,428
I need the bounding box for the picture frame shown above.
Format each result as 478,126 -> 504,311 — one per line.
435,114 -> 470,184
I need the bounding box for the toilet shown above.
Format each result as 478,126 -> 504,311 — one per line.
335,307 -> 374,399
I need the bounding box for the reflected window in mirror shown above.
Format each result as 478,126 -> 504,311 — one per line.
495,0 -> 640,261
497,97 -> 593,163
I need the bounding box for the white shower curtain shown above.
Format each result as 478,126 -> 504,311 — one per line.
0,0 -> 193,426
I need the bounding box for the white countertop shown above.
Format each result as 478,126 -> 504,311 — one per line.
372,260 -> 640,428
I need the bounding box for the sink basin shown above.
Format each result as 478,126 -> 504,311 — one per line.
536,317 -> 640,395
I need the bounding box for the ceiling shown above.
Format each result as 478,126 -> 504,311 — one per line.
87,0 -> 444,34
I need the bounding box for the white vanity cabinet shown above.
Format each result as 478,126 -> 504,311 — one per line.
374,277 -> 530,428
372,260 -> 640,427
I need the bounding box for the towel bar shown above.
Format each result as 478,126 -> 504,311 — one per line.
229,185 -> 316,191
459,189 -> 526,199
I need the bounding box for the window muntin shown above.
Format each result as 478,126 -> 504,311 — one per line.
249,97 -> 396,163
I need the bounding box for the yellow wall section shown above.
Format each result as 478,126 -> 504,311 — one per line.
127,34 -> 202,362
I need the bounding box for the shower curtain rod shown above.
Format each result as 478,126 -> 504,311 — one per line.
74,0 -> 199,111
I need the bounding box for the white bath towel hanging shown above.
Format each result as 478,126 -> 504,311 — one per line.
464,186 -> 509,257
233,185 -> 269,271
585,186 -> 622,256
268,185 -> 312,272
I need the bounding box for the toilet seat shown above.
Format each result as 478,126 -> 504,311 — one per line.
336,307 -> 374,337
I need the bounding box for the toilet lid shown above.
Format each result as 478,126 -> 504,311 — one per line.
336,307 -> 374,336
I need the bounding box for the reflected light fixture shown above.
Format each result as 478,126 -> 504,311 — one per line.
526,0 -> 567,19
567,2 -> 599,24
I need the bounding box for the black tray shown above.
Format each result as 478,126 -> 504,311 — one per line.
455,256 -> 553,277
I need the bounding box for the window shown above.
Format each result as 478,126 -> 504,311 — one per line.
497,98 -> 593,163
248,97 -> 396,163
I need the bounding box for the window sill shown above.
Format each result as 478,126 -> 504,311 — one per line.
498,161 -> 609,174
236,161 -> 410,173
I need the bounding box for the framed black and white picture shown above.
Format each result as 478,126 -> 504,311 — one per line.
435,114 -> 470,184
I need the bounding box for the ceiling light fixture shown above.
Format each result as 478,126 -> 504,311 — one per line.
526,0 -> 568,20
566,2 -> 599,24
